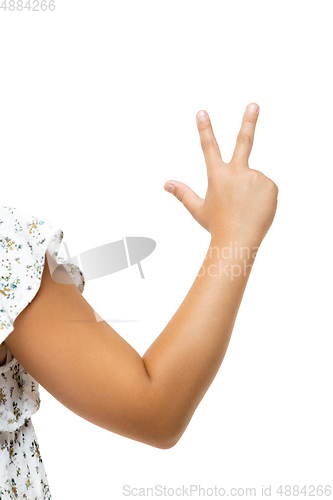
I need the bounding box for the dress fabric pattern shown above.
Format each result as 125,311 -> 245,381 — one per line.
0,205 -> 85,499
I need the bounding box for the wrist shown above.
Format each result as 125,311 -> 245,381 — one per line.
209,234 -> 262,258
198,237 -> 258,283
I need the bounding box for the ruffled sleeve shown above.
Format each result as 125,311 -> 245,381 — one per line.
0,204 -> 85,432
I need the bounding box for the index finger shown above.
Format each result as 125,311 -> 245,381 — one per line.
230,103 -> 260,166
196,110 -> 224,176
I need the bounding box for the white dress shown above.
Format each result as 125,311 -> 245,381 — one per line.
0,205 -> 85,499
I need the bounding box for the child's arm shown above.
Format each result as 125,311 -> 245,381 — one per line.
142,103 -> 278,444
5,104 -> 278,449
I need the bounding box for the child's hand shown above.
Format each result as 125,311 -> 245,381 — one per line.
164,104 -> 278,246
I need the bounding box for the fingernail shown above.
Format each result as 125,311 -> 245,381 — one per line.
165,183 -> 175,194
196,110 -> 208,121
247,103 -> 259,113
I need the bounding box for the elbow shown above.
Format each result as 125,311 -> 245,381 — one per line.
135,381 -> 186,449
151,420 -> 185,450
154,433 -> 181,450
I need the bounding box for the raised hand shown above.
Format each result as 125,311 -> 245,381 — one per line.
164,104 -> 278,246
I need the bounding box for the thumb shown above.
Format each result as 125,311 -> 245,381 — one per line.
164,180 -> 204,223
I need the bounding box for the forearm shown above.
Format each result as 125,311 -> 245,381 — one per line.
142,236 -> 257,443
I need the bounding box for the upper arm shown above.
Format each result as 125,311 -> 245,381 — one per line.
4,252 -> 172,449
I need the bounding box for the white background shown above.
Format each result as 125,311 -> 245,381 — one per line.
1,0 -> 332,498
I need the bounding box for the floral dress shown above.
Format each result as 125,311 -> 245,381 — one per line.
0,205 -> 85,499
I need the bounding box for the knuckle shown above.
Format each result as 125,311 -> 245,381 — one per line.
237,132 -> 252,145
201,139 -> 215,151
249,168 -> 261,180
245,114 -> 257,124
263,176 -> 279,195
246,169 -> 278,195
198,120 -> 211,132
271,180 -> 279,194
176,189 -> 185,203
